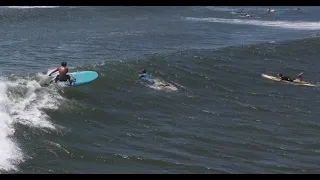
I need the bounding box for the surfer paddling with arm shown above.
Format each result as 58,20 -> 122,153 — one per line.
295,72 -> 303,82
139,69 -> 170,87
49,61 -> 73,85
277,72 -> 303,82
139,69 -> 154,83
277,73 -> 294,82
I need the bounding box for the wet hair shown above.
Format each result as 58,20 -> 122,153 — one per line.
61,62 -> 67,67
278,73 -> 283,77
141,69 -> 146,73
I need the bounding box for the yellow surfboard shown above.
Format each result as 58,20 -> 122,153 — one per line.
261,74 -> 316,87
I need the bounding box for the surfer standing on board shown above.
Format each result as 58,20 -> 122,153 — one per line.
277,72 -> 303,82
49,61 -> 73,85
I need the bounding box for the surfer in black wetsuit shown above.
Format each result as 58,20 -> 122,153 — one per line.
277,72 -> 303,82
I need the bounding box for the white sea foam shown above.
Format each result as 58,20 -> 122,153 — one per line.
184,17 -> 320,30
0,73 -> 65,172
146,78 -> 178,92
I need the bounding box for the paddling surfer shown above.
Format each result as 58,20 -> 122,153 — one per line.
277,72 -> 303,82
139,69 -> 154,83
139,69 -> 170,87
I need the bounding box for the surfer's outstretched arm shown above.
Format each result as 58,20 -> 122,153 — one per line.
296,72 -> 303,81
49,68 -> 58,76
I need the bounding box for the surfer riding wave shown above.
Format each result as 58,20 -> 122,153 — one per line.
49,62 -> 74,86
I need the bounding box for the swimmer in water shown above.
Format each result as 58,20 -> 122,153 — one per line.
139,69 -> 170,87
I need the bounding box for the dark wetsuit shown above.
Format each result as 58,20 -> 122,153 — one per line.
280,76 -> 294,82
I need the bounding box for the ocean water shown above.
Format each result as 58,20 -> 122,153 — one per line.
0,6 -> 320,173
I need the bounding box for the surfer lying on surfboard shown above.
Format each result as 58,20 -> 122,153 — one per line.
277,72 -> 303,82
49,61 -> 74,86
139,69 -> 170,88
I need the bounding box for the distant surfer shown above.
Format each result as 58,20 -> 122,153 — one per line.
49,61 -> 73,85
277,72 -> 303,82
268,8 -> 274,13
139,69 -> 170,87
139,69 -> 154,83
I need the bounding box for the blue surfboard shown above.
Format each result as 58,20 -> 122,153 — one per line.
68,71 -> 99,87
46,71 -> 99,87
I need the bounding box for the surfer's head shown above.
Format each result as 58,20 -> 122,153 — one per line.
278,73 -> 283,77
141,69 -> 146,74
61,62 -> 67,67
